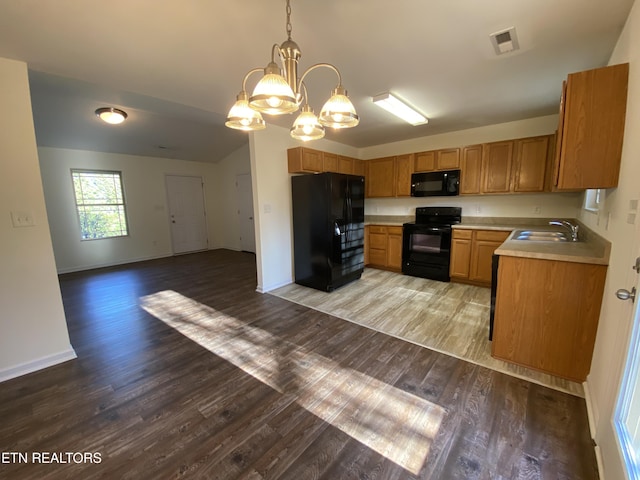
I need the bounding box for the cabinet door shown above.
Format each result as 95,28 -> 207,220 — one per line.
387,228 -> 403,270
460,145 -> 482,195
555,63 -> 629,190
395,154 -> 413,197
414,151 -> 436,172
323,152 -> 338,173
337,155 -> 353,175
469,231 -> 509,284
287,147 -> 323,173
450,238 -> 472,279
368,227 -> 387,266
436,148 -> 461,170
367,157 -> 396,197
352,159 -> 365,176
482,141 -> 514,193
512,136 -> 549,193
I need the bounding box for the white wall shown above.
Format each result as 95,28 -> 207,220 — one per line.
0,58 -> 75,381
38,147 -> 223,273
579,2 -> 640,478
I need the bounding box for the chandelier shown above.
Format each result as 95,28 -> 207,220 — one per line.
225,0 -> 359,141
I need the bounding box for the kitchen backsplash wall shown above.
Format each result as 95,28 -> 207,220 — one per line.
365,192 -> 583,219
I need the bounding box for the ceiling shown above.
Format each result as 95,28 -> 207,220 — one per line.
0,0 -> 634,163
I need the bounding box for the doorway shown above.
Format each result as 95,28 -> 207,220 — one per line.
236,173 -> 256,253
165,175 -> 208,254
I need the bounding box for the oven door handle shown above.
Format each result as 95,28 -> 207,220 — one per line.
409,226 -> 451,233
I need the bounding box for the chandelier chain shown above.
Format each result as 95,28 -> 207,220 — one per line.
286,0 -> 292,39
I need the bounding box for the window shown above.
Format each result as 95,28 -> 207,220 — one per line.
584,188 -> 603,213
71,169 -> 129,240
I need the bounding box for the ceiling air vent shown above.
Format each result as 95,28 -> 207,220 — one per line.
489,27 -> 519,55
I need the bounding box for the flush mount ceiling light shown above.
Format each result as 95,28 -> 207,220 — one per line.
95,107 -> 128,125
372,93 -> 428,126
225,0 -> 359,141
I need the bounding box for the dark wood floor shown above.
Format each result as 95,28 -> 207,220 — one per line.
0,250 -> 598,479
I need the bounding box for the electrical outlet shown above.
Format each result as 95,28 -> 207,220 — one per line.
533,206 -> 541,214
11,211 -> 35,228
475,205 -> 481,214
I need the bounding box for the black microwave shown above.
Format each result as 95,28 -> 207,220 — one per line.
411,169 -> 460,197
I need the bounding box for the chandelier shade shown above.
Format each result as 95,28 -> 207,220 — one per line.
225,0 -> 359,140
225,92 -> 266,131
319,87 -> 359,129
290,105 -> 325,141
249,62 -> 298,115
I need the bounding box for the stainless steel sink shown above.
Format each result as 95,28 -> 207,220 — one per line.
512,230 -> 570,242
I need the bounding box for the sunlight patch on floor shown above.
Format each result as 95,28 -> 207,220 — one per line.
140,290 -> 446,475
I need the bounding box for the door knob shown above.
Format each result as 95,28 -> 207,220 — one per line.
616,287 -> 636,302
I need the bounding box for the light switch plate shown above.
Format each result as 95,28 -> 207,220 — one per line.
11,211 -> 35,227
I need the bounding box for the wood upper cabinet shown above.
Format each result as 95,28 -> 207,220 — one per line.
414,148 -> 460,172
450,229 -> 509,287
323,152 -> 338,173
492,255 -> 607,382
554,63 -> 629,190
352,159 -> 365,176
395,154 -> 413,197
414,151 -> 436,172
366,155 -> 413,198
460,145 -> 482,195
437,148 -> 461,170
366,157 -> 396,197
512,135 -> 550,193
337,155 -> 354,175
288,147 -> 323,173
482,141 -> 514,193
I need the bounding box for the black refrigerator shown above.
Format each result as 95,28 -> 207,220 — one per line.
292,173 -> 365,292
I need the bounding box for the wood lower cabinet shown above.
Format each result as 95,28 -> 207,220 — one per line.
450,229 -> 510,287
492,255 -> 607,382
449,230 -> 472,278
365,225 -> 403,272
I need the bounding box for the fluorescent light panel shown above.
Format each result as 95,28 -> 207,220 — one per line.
372,93 -> 428,126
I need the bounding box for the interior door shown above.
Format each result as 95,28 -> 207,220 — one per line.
614,252 -> 640,479
236,174 -> 256,253
165,175 -> 208,254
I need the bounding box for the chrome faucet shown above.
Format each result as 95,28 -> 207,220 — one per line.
549,220 -> 580,242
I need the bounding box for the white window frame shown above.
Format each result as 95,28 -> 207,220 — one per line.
71,169 -> 129,241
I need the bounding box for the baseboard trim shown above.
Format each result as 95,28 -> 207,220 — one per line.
0,348 -> 77,383
257,279 -> 293,294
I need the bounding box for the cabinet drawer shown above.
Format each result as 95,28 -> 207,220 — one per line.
475,230 -> 510,242
369,248 -> 387,266
368,225 -> 387,234
452,229 -> 472,239
387,226 -> 403,235
369,233 -> 387,249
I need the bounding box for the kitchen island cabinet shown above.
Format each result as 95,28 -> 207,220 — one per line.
492,255 -> 607,382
